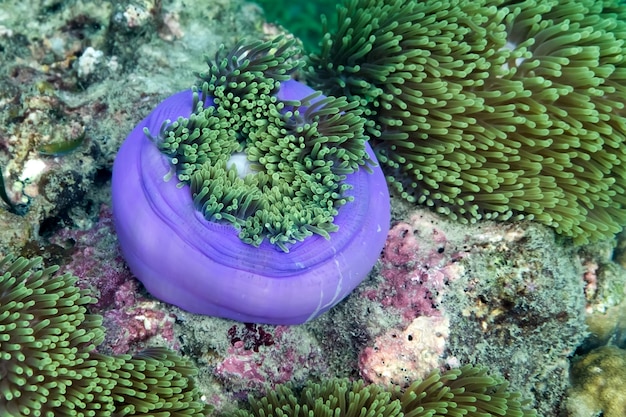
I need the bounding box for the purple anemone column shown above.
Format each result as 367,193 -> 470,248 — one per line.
112,80 -> 390,324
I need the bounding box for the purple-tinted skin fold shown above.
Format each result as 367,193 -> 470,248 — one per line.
112,80 -> 390,324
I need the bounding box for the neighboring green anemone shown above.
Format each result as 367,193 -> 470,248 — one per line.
0,254 -> 209,416
233,365 -> 536,417
154,38 -> 371,251
395,365 -> 536,417
235,379 -> 402,417
307,0 -> 626,243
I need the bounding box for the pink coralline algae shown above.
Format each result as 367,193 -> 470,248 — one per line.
52,205 -> 131,310
217,341 -> 285,387
52,205 -> 176,354
362,214 -> 466,323
359,315 -> 452,386
357,211 -> 465,386
102,279 -> 176,355
582,259 -> 600,304
215,325 -> 327,392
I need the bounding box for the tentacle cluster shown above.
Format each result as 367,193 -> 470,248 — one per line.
234,365 -> 537,417
0,254 -> 208,416
155,38 -> 371,251
307,0 -> 626,243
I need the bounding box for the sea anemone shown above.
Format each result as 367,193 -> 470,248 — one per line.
112,38 -> 390,324
396,365 -> 537,416
234,378 -> 402,417
232,365 -> 536,417
0,254 -> 209,416
307,0 -> 626,243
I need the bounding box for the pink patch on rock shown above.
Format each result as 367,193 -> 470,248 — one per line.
362,214 -> 465,323
217,340 -> 271,385
52,205 -> 176,354
215,325 -> 326,393
103,279 -> 176,355
359,315 -> 452,387
52,205 -> 134,310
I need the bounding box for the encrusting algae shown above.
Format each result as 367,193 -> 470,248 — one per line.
568,345 -> 626,417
